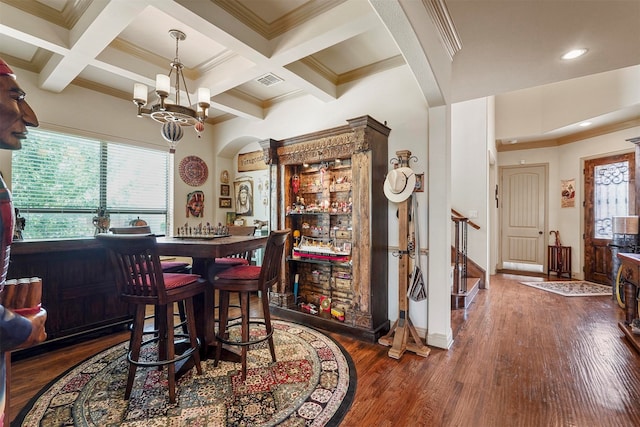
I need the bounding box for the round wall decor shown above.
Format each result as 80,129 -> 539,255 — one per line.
179,155 -> 208,186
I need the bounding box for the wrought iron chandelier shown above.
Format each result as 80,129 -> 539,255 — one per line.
132,29 -> 210,152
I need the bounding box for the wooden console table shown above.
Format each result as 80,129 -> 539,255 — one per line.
615,252 -> 640,353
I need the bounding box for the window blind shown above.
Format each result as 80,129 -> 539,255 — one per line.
11,128 -> 169,239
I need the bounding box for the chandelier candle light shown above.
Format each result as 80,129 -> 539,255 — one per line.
133,29 -> 210,152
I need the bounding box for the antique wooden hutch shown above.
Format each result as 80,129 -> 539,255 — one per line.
260,115 -> 390,341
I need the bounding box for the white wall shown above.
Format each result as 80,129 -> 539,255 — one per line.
231,141 -> 270,228
210,66 -> 436,333
498,126 -> 640,279
451,98 -> 490,278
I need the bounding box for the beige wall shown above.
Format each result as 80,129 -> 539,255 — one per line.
498,127 -> 640,280
4,64 -> 453,344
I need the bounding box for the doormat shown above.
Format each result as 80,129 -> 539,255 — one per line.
519,280 -> 611,297
13,320 -> 355,427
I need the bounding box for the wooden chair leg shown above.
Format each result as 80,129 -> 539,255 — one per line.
239,291 -> 250,380
157,304 -> 169,372
165,304 -> 176,404
177,300 -> 188,334
215,291 -> 230,367
126,305 -> 147,400
184,297 -> 202,375
261,290 -> 276,362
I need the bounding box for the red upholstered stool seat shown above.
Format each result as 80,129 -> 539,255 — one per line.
216,265 -> 260,280
213,257 -> 249,266
160,261 -> 191,273
208,257 -> 249,279
163,273 -> 202,289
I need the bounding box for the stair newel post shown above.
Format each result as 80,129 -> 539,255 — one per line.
378,150 -> 430,359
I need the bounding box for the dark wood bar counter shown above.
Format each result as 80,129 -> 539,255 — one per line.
7,238 -> 130,343
7,235 -> 269,350
616,252 -> 640,353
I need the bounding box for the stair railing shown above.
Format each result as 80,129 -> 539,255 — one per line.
450,209 -> 480,295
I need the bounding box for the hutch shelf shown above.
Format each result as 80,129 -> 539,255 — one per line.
261,115 -> 390,341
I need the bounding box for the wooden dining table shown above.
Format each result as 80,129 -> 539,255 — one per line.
155,234 -> 269,356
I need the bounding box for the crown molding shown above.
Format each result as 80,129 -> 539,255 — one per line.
422,0 -> 462,60
72,77 -> 130,102
337,55 -> 406,85
300,56 -> 338,85
1,0 -> 90,29
213,0 -> 344,40
496,117 -> 640,152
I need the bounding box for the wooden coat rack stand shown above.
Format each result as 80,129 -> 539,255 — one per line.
378,150 -> 430,359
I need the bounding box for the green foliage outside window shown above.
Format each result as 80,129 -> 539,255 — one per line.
11,128 -> 169,239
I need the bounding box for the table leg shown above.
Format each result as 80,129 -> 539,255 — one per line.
191,258 -> 216,358
190,257 -> 242,363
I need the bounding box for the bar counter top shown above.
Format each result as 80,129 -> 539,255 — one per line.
10,238 -> 100,255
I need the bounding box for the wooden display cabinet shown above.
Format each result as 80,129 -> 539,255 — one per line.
260,115 -> 390,341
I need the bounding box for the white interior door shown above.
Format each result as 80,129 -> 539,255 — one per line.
499,164 -> 548,272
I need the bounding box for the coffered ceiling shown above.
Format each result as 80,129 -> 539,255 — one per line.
1,0 -> 639,149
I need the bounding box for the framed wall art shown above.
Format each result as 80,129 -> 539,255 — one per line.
414,173 -> 424,192
220,184 -> 230,196
186,191 -> 204,217
225,212 -> 237,225
219,197 -> 232,209
234,179 -> 253,216
179,156 -> 208,187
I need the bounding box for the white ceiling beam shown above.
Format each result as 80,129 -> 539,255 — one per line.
169,0 -> 271,62
39,0 -> 151,92
370,0 -> 449,106
269,0 -> 380,65
210,91 -> 264,121
170,0 -> 368,103
0,2 -> 69,56
283,61 -> 336,101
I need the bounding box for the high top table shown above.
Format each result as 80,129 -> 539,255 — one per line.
156,235 -> 269,355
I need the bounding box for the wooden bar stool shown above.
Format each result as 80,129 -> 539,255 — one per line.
110,226 -> 190,331
97,234 -> 206,403
212,229 -> 290,380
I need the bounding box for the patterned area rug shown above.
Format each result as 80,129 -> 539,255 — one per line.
13,320 -> 355,426
519,280 -> 612,297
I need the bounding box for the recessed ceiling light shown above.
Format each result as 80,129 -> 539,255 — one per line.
579,121 -> 592,127
562,48 -> 588,60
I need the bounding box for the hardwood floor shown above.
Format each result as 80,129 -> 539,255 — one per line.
9,274 -> 640,426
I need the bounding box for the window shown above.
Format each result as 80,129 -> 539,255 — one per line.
594,160 -> 630,239
11,128 -> 169,239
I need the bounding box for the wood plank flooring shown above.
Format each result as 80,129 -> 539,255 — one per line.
9,273 -> 640,426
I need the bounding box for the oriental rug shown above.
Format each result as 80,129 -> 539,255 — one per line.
13,320 -> 355,426
519,280 -> 612,297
